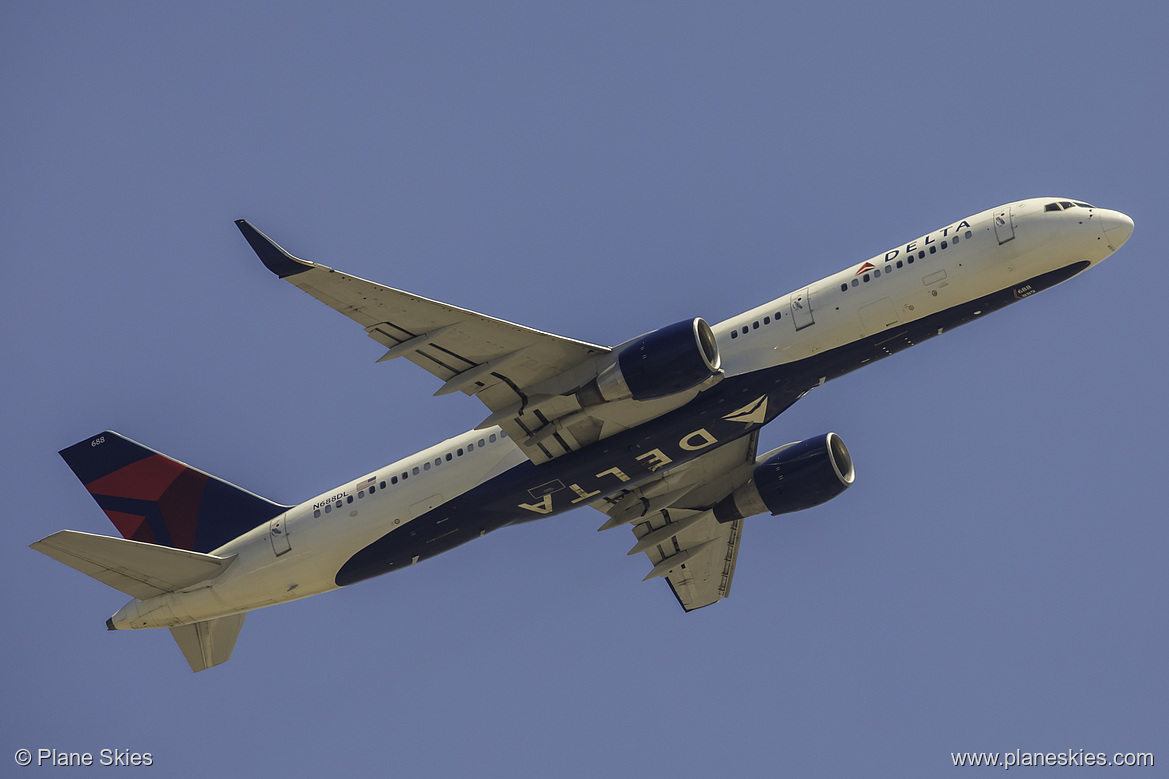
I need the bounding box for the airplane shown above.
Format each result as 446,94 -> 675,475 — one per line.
32,197 -> 1134,672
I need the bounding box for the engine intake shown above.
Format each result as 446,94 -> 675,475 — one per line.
714,433 -> 855,521
577,318 -> 721,405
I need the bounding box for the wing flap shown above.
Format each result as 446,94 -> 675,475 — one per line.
653,515 -> 743,611
593,433 -> 760,611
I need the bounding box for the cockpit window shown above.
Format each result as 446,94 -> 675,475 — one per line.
1045,200 -> 1095,212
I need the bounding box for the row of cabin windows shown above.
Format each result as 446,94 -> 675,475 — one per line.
839,230 -> 974,292
313,430 -> 506,517
729,310 -> 783,339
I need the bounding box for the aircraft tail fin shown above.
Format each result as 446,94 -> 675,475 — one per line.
30,530 -> 235,600
170,614 -> 247,673
59,432 -> 290,553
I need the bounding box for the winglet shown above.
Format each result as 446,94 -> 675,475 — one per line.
235,220 -> 314,278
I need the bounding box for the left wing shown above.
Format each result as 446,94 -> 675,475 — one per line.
593,432 -> 761,611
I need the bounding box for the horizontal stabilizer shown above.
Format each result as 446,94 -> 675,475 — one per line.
31,530 -> 235,600
170,613 -> 247,673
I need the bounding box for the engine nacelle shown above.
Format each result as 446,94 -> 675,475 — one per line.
576,318 -> 720,406
714,433 -> 855,522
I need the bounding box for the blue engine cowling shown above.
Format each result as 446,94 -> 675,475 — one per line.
577,318 -> 721,405
714,433 -> 855,522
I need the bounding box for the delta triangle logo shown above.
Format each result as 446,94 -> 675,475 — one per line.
855,262 -> 876,275
723,395 -> 768,425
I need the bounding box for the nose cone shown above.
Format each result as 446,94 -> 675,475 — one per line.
1099,210 -> 1134,251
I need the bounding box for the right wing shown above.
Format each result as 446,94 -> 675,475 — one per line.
237,219 -> 606,390
237,221 -> 712,463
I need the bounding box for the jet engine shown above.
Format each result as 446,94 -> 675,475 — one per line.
714,433 -> 855,521
576,318 -> 721,406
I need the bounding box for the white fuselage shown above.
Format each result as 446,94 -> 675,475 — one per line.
110,197 -> 1132,630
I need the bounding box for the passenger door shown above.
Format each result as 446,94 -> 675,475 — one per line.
993,208 -> 1015,244
269,515 -> 291,557
789,287 -> 815,330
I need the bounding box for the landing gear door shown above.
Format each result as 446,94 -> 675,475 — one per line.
789,287 -> 815,330
994,208 -> 1015,244
269,514 -> 291,557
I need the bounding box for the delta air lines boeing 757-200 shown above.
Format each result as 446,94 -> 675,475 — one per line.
33,198 -> 1133,672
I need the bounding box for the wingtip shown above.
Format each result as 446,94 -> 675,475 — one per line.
235,220 -> 313,278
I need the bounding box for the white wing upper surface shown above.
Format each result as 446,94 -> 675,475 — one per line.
238,221 -> 613,458
238,220 -> 716,463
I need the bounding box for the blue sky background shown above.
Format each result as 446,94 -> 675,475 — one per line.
3,3 -> 1165,776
